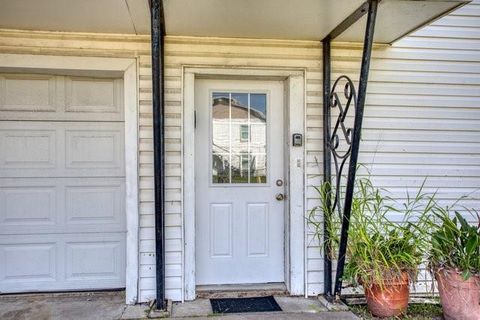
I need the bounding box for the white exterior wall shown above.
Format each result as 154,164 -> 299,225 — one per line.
158,37 -> 321,301
161,0 -> 480,297
307,0 -> 480,295
0,0 -> 478,303
0,29 -> 156,302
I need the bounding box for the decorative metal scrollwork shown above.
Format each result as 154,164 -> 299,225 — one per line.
328,75 -> 357,218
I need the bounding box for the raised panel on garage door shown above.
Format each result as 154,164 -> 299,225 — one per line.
0,72 -> 126,293
0,121 -> 125,178
0,74 -> 124,122
0,177 -> 125,235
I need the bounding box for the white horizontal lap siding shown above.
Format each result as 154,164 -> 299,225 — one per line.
324,0 -> 480,295
138,52 -> 184,301
138,38 -> 322,303
157,36 -> 322,300
2,0 -> 477,302
0,29 -> 155,302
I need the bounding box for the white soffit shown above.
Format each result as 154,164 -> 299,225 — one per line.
0,0 -> 150,35
164,0 -> 469,44
163,0 -> 365,41
0,0 -> 469,42
337,0 -> 469,43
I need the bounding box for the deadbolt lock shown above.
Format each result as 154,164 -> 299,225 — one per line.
276,179 -> 283,186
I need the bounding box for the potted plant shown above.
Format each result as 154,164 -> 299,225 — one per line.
309,176 -> 432,317
425,205 -> 480,320
343,178 -> 432,317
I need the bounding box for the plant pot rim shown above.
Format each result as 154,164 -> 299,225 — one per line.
434,266 -> 480,278
362,270 -> 411,288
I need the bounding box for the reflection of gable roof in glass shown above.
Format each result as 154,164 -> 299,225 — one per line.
213,95 -> 266,122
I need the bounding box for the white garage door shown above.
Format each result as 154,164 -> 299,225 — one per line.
0,73 -> 126,293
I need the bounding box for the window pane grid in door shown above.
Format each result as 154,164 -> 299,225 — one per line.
212,92 -> 266,184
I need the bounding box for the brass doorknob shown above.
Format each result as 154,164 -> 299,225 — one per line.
276,193 -> 285,201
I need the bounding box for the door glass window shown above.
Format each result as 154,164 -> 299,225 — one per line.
212,92 -> 267,184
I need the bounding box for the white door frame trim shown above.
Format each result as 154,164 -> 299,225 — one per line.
183,66 -> 306,301
0,54 -> 140,304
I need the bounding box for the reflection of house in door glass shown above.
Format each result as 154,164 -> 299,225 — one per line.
212,92 -> 267,184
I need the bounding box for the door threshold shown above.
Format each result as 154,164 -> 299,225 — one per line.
196,282 -> 287,299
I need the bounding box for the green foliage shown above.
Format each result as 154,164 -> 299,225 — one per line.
343,177 -> 430,288
424,204 -> 480,280
307,181 -> 340,260
309,176 -> 434,288
309,170 -> 480,288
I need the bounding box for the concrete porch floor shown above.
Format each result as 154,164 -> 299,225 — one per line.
0,291 -> 141,320
170,296 -> 359,319
0,291 -> 359,320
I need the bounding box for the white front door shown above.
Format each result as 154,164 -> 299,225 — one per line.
195,79 -> 285,285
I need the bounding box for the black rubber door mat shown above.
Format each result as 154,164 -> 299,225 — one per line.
210,296 -> 282,314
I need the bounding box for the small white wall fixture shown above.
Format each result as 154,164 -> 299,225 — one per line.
0,54 -> 140,304
183,66 -> 306,300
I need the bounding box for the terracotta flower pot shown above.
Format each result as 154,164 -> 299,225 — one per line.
436,268 -> 480,320
364,272 -> 410,318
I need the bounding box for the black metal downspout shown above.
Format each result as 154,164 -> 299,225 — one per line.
322,38 -> 333,299
150,0 -> 166,310
333,0 -> 379,299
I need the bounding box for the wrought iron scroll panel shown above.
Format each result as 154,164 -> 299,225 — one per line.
328,76 -> 357,220
322,0 -> 378,300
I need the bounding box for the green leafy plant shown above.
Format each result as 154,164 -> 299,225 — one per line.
309,176 -> 435,288
307,181 -> 341,260
425,204 -> 480,280
343,177 -> 432,288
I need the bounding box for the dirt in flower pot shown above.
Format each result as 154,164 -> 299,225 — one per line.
436,268 -> 480,320
364,272 -> 410,318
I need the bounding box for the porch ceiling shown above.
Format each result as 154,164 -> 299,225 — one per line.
0,0 -> 469,43
0,0 -> 150,35
164,0 -> 469,44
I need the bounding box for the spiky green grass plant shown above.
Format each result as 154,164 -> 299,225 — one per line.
343,178 -> 434,288
309,176 -> 435,288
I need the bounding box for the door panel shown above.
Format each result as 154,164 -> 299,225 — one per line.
0,121 -> 125,178
195,79 -> 285,285
0,233 -> 125,292
0,74 -> 124,121
0,73 -> 126,293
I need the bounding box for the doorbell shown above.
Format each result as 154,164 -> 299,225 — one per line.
292,133 -> 303,147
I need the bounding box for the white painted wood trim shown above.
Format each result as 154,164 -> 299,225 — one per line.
0,54 -> 135,75
124,60 -> 140,305
286,75 -> 306,295
302,73 -> 309,299
182,66 -> 305,300
183,71 -> 196,301
0,54 -> 140,304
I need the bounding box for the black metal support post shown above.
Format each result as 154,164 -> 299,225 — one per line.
333,0 -> 378,299
322,38 -> 333,299
150,0 -> 166,310
324,2 -> 369,41
321,0 -> 371,301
